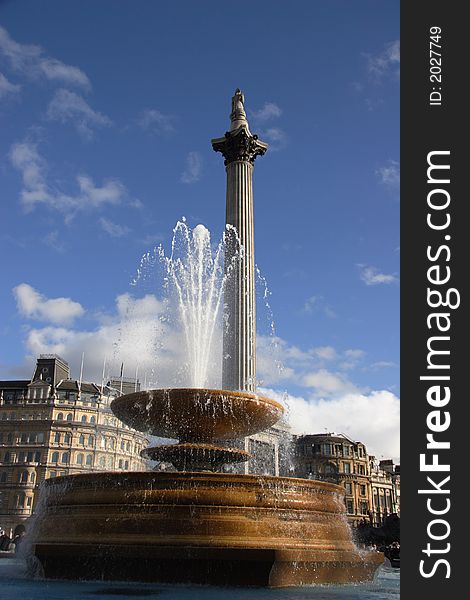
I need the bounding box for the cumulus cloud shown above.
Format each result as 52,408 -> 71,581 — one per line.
367,40 -> 400,79
13,283 -> 84,325
358,265 -> 399,286
0,25 -> 90,89
0,71 -> 20,97
9,140 -> 128,220
251,102 -> 282,121
264,388 -> 400,461
181,151 -> 202,184
138,109 -> 174,134
47,89 -> 112,140
376,160 -> 400,190
99,217 -> 130,237
301,369 -> 359,396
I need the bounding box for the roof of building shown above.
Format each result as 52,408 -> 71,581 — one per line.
56,380 -> 101,394
0,380 -> 29,389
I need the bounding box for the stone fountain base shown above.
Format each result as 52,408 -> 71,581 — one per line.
32,471 -> 382,587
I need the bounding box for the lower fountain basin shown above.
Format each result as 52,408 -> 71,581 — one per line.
32,471 -> 382,587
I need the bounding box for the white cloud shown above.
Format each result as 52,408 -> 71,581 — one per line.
358,265 -> 398,286
0,71 -> 20,97
100,217 -> 130,237
0,25 -> 90,89
47,89 -> 112,140
376,160 -> 400,189
301,369 -> 359,396
181,151 -> 202,184
261,127 -> 287,150
13,283 -> 84,325
9,141 -> 128,220
311,346 -> 337,361
367,40 -> 400,79
264,388 -> 400,461
251,102 -> 282,121
138,109 -> 174,134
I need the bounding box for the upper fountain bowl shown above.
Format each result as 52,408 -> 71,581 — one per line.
111,388 -> 284,441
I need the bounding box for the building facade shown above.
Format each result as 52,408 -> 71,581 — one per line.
0,355 -> 148,535
293,433 -> 399,525
369,458 -> 400,526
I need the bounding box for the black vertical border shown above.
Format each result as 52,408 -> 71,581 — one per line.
401,2 -> 465,597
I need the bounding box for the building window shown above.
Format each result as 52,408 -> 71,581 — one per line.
66,414 -> 73,422
55,432 -> 61,443
343,462 -> 351,474
0,472 -> 7,483
20,471 -> 28,483
64,433 -> 71,444
79,434 -> 85,445
76,453 -> 84,465
346,500 -> 354,514
118,459 -> 123,469
4,452 -> 11,463
26,496 -> 32,507
81,415 -> 87,423
90,416 -> 96,424
88,435 -> 94,447
360,485 -> 366,496
98,456 -> 105,467
61,452 -> 69,464
57,413 -> 64,421
86,454 -> 92,466
16,493 -> 26,508
30,472 -> 35,483
361,501 -> 368,515
124,460 -> 129,469
34,451 -> 41,462
51,452 -> 59,463
345,482 -> 352,495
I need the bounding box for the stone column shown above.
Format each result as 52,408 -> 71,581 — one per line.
212,90 -> 267,392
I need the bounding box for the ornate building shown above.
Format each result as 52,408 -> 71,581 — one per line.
293,433 -> 399,525
369,457 -> 400,525
0,355 -> 148,535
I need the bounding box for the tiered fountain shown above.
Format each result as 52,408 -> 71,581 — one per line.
31,91 -> 382,586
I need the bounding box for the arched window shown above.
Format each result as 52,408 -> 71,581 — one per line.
109,438 -> 115,450
0,471 -> 7,483
66,413 -> 73,422
16,493 -> 26,508
76,453 -> 84,465
81,415 -> 87,423
118,459 -> 123,469
30,472 -> 36,483
51,451 -> 59,463
124,460 -> 129,470
86,454 -> 93,466
64,432 -> 71,444
57,413 -> 64,421
79,434 -> 85,445
99,456 -> 105,467
90,416 -> 96,424
20,471 -> 28,483
126,441 -> 130,452
61,452 -> 69,464
87,435 -> 94,447
54,432 -> 61,443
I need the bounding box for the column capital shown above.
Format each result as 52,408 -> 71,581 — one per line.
211,127 -> 268,166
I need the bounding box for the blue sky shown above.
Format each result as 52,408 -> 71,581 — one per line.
0,1 -> 399,459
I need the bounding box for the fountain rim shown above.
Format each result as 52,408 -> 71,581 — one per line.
40,470 -> 345,495
111,387 -> 285,414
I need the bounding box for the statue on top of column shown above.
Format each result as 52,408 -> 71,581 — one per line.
230,88 -> 248,132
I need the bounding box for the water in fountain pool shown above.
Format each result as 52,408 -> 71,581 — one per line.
0,560 -> 399,600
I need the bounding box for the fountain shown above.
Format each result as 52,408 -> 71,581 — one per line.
31,90 -> 382,586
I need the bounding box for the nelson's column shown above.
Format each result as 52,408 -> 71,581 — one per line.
212,90 -> 268,392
